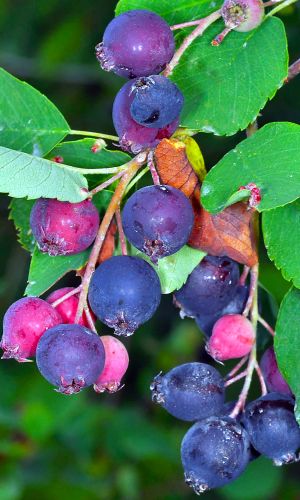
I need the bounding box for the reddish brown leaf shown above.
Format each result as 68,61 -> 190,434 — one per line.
97,220 -> 117,264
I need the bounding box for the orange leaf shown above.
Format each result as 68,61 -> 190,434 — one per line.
98,220 -> 117,265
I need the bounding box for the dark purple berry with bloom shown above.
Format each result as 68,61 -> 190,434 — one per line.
260,347 -> 292,396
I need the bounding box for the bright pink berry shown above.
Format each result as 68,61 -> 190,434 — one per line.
30,198 -> 100,256
46,287 -> 95,328
94,335 -> 129,393
1,297 -> 63,362
207,314 -> 255,361
260,347 -> 292,396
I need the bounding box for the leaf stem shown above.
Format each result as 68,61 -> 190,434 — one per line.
75,153 -> 147,322
116,209 -> 128,256
69,129 -> 119,141
164,10 -> 221,77
266,0 -> 298,16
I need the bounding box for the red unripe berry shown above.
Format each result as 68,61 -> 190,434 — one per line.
221,0 -> 264,32
94,335 -> 129,393
46,287 -> 95,328
260,347 -> 292,396
207,314 -> 255,361
1,297 -> 62,362
30,198 -> 100,256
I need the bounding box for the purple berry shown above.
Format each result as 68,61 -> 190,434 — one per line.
96,10 -> 175,79
30,198 -> 100,256
36,324 -> 105,395
130,75 -> 184,129
122,185 -> 194,262
1,297 -> 62,362
260,347 -> 292,396
112,79 -> 179,154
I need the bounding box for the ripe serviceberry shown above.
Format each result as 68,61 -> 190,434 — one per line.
46,287 -> 95,328
122,185 -> 194,263
36,324 -> 105,395
151,362 -> 225,421
96,10 -> 175,78
207,314 -> 255,361
112,79 -> 179,153
130,75 -> 184,129
181,417 -> 251,493
30,198 -> 100,256
213,0 -> 264,45
1,297 -> 62,362
94,335 -> 129,393
88,256 -> 161,336
260,347 -> 292,395
174,255 -> 240,318
242,393 -> 300,465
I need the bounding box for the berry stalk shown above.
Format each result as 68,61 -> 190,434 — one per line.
69,129 -> 119,141
115,208 -> 128,256
286,57 -> 300,83
75,153 -> 147,323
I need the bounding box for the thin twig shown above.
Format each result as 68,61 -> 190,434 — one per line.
75,153 -> 147,322
164,10 -> 221,77
84,307 -> 97,333
90,170 -> 126,196
258,315 -> 275,337
116,209 -> 128,256
286,57 -> 300,83
225,356 -> 249,380
51,286 -> 81,308
266,0 -> 298,16
225,369 -> 248,387
70,129 -> 119,141
147,151 -> 160,185
255,361 -> 268,396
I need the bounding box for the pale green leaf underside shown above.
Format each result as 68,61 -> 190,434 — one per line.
25,247 -> 90,296
275,287 -> 300,423
201,122 -> 300,213
0,68 -> 70,155
9,198 -> 35,253
262,201 -> 300,288
0,146 -> 88,202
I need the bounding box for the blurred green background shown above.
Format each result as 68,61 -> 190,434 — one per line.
0,1 -> 299,499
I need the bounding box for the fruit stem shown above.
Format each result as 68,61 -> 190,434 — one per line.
266,0 -> 298,16
51,286 -> 82,308
75,153 -> 147,322
239,265 -> 250,285
89,169 -> 126,196
212,27 -> 232,46
84,306 -> 97,333
255,361 -> 268,395
164,10 -> 221,77
69,129 -> 119,141
243,263 -> 259,317
225,355 -> 249,379
286,57 -> 300,83
170,19 -> 210,30
225,369 -> 248,387
147,151 -> 160,185
258,315 -> 275,336
116,208 -> 128,256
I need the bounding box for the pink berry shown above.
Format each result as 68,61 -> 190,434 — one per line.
1,297 -> 63,362
30,198 -> 100,256
221,0 -> 264,32
207,314 -> 255,361
94,335 -> 129,393
46,287 -> 95,328
260,347 -> 292,396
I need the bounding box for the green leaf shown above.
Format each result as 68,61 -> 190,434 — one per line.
275,287 -> 300,423
92,189 -> 113,213
0,68 -> 70,155
9,198 -> 35,253
172,18 -> 287,135
263,201 -> 300,288
0,146 -> 88,201
25,247 -> 90,296
135,246 -> 206,294
115,0 -> 222,24
201,123 -> 300,213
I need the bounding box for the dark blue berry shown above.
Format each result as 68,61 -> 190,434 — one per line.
130,75 -> 184,129
181,417 -> 251,493
151,362 -> 225,421
242,392 -> 300,465
36,324 -> 105,395
88,256 -> 161,336
122,185 -> 194,263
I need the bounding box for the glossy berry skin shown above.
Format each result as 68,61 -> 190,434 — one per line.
221,0 -> 264,32
242,393 -> 300,465
30,198 -> 100,256
96,10 -> 175,78
113,79 -> 179,153
260,347 -> 292,396
1,297 -> 62,362
88,256 -> 161,336
94,335 -> 129,393
207,314 -> 255,361
181,416 -> 251,493
174,255 -> 240,318
122,185 -> 194,263
151,362 -> 225,421
46,287 -> 95,328
195,284 -> 248,338
36,324 -> 105,395
130,75 -> 184,129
